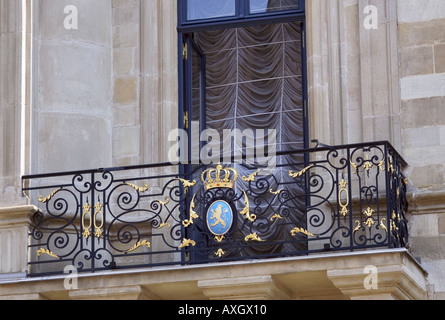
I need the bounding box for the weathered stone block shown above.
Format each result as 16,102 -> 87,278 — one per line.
113,77 -> 138,105
400,46 -> 434,77
434,44 -> 445,74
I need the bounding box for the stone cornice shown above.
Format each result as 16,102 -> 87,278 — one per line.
407,190 -> 445,215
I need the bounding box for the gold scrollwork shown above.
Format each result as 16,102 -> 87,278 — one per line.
244,232 -> 264,242
239,190 -> 256,222
127,240 -> 151,253
175,178 -> 197,189
156,198 -> 170,206
353,220 -> 361,233
179,239 -> 196,249
125,183 -> 149,192
38,188 -> 62,203
214,235 -> 225,243
270,214 -> 284,222
380,218 -> 388,233
37,248 -> 59,259
338,179 -> 349,217
82,202 -> 93,239
270,189 -> 283,195
363,207 -> 376,228
94,202 -> 104,238
183,194 -> 199,227
290,227 -> 316,237
289,165 -> 314,179
242,171 -> 259,182
157,222 -> 171,229
214,249 -> 226,258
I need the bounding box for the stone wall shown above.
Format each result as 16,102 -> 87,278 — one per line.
397,0 -> 445,299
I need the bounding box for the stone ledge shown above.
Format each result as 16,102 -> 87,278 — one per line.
0,249 -> 429,300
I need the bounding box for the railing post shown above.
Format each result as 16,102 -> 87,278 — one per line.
0,205 -> 39,278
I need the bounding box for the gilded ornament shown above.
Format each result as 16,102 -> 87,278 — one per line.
127,240 -> 151,253
244,232 -> 264,242
214,249 -> 226,257
242,171 -> 259,182
289,165 -> 314,179
239,190 -> 256,222
270,189 -> 283,195
38,188 -> 62,203
125,183 -> 149,192
201,163 -> 238,190
338,179 -> 349,217
183,194 -> 199,227
82,202 -> 93,239
175,178 -> 197,188
179,239 -> 196,248
290,227 -> 316,237
37,248 -> 59,259
270,214 -> 284,222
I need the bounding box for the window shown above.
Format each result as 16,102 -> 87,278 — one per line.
177,0 -> 308,260
178,0 -> 307,165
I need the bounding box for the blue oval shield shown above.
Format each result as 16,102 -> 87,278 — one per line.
206,200 -> 233,236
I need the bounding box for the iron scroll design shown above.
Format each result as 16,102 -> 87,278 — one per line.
23,141 -> 409,277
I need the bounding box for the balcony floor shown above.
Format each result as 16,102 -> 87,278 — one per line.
0,248 -> 428,300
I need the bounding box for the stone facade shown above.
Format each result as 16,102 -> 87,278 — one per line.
0,0 -> 443,299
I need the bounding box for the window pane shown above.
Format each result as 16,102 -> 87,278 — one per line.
250,0 -> 300,14
187,0 -> 236,21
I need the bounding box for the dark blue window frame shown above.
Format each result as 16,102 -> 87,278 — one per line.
177,0 -> 309,152
178,0 -> 305,32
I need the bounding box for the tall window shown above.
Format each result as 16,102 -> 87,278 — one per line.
178,0 -> 308,259
178,0 -> 307,167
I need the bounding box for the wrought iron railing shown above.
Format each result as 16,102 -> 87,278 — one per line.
22,141 -> 408,277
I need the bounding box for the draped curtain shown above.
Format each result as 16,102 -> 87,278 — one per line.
193,22 -> 308,255
194,22 -> 304,164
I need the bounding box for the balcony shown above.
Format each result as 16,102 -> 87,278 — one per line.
21,141 -> 409,278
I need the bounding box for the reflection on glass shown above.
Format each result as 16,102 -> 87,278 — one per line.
250,0 -> 300,14
187,0 -> 236,21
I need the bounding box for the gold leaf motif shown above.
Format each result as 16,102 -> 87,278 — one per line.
37,248 -> 59,259
338,179 -> 349,217
175,178 -> 197,188
289,165 -> 314,179
353,220 -> 362,233
270,214 -> 284,222
127,240 -> 151,253
157,222 -> 171,229
179,239 -> 196,249
183,194 -> 199,227
239,190 -> 256,222
380,218 -> 388,233
244,232 -> 264,242
125,183 -> 149,192
242,171 -> 259,182
270,189 -> 283,195
38,188 -> 62,203
156,198 -> 170,206
215,249 -> 226,257
214,235 -> 225,243
290,227 -> 316,237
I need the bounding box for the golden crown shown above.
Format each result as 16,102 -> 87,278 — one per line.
201,163 -> 238,190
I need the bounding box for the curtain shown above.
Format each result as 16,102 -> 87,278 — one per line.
194,22 -> 307,255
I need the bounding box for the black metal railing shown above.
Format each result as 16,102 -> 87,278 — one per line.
22,141 -> 408,277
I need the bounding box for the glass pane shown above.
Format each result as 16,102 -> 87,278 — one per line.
250,0 -> 300,14
187,0 -> 236,21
